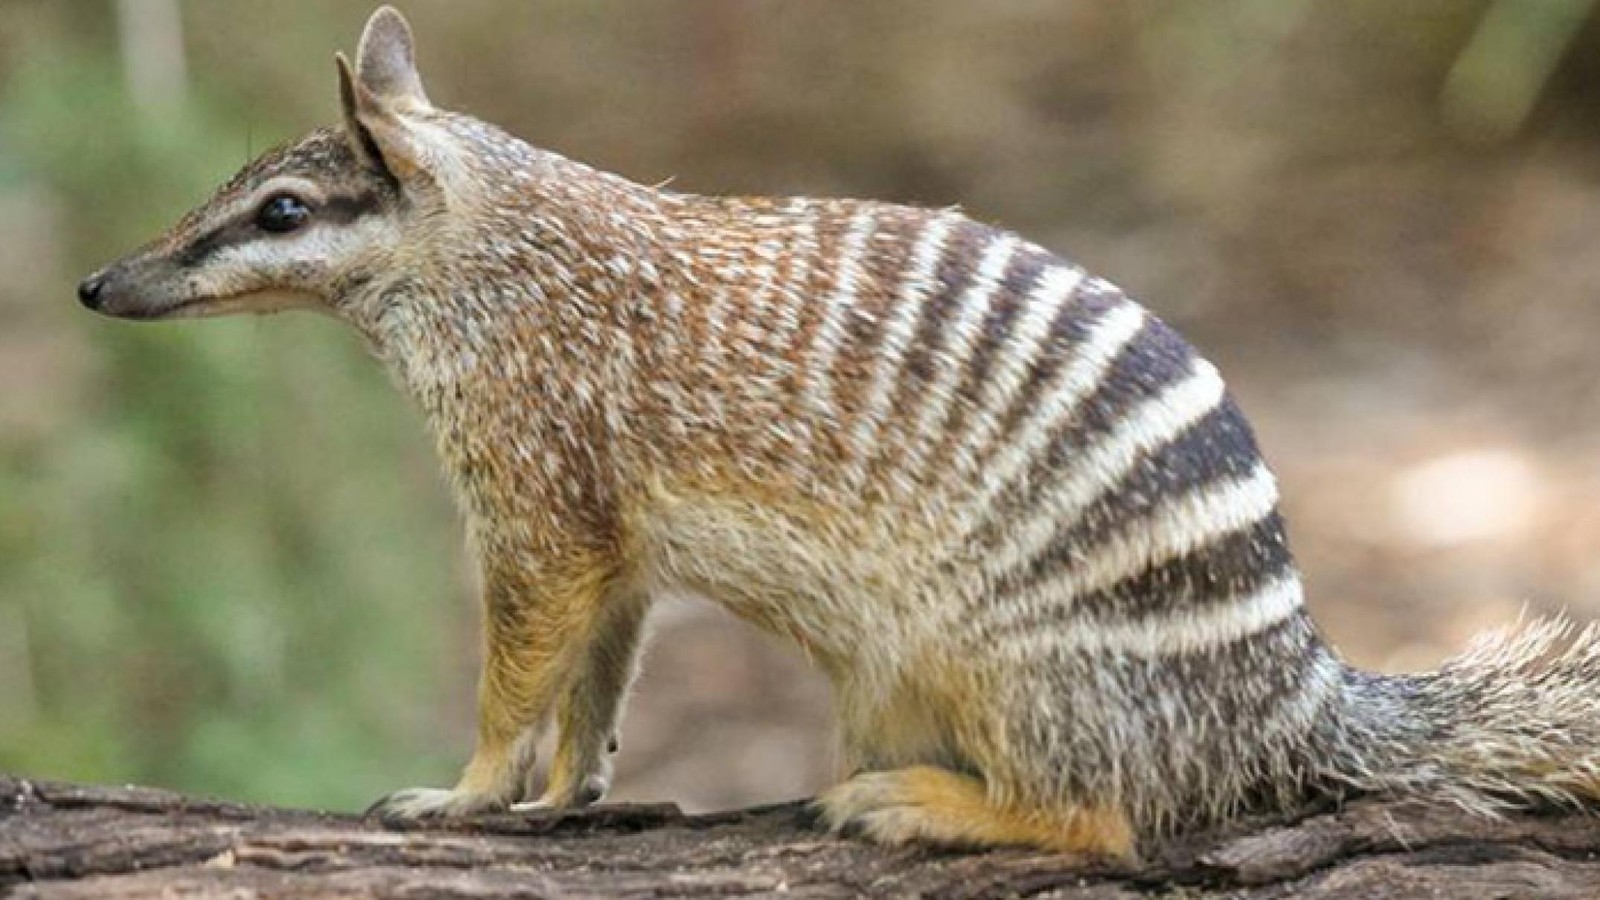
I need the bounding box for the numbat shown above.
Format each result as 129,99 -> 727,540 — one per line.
79,6 -> 1600,857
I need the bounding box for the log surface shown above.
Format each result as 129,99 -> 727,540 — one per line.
2,774 -> 1599,898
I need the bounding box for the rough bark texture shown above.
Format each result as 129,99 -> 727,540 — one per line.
3,774 -> 1599,898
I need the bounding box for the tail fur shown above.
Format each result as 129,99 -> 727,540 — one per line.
1323,617 -> 1600,815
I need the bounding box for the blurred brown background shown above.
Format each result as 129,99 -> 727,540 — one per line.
2,0 -> 1599,813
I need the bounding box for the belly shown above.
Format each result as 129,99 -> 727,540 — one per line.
626,479 -> 949,680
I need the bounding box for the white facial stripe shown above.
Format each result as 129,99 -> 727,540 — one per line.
190,217 -> 393,298
240,175 -> 329,218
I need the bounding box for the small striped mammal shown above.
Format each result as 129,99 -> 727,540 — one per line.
79,6 -> 1600,858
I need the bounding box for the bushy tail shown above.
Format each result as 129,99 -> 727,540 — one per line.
1323,617 -> 1600,815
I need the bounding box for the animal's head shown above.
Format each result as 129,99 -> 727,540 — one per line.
78,7 -> 481,324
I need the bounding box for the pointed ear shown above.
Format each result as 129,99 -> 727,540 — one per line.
334,8 -> 435,184
355,6 -> 430,112
337,52 -> 385,173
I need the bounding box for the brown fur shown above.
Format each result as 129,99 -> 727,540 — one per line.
77,5 -> 1600,858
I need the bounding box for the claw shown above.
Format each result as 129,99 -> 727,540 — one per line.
365,786 -> 501,822
575,773 -> 609,806
512,773 -> 610,812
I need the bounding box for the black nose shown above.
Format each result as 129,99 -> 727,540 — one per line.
78,272 -> 107,310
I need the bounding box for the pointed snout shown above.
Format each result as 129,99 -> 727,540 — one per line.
76,253 -> 320,322
74,258 -> 180,321
74,256 -> 196,321
77,270 -> 109,310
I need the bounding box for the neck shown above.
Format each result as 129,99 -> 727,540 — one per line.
356,177 -> 667,382
336,173 -> 684,515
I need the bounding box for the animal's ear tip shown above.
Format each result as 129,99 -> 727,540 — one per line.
362,5 -> 415,47
354,4 -> 429,108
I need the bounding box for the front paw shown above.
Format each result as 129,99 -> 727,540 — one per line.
511,771 -> 611,812
365,787 -> 504,822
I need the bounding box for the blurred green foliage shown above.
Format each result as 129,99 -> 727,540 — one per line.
0,5 -> 465,808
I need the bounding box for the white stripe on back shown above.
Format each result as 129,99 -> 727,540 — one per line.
969,301 -> 1146,516
947,265 -> 1085,480
1062,573 -> 1299,650
790,208 -> 874,471
767,204 -> 817,365
849,211 -> 960,489
735,240 -> 783,358
771,205 -> 819,458
1011,571 -> 1303,659
983,461 -> 1283,634
978,358 -> 1229,575
896,232 -> 1020,480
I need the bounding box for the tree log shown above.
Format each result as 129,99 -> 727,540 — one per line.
2,774 -> 1598,898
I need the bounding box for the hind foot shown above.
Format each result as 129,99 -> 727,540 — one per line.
816,765 -> 1135,858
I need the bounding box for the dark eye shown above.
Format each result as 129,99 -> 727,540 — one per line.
255,194 -> 311,233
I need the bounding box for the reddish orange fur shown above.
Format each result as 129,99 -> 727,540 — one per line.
819,765 -> 1135,858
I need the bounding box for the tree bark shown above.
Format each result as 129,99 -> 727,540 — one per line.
2,774 -> 1597,898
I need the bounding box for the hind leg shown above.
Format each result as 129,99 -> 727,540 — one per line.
816,765 -> 1135,858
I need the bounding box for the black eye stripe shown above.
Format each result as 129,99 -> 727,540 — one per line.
319,191 -> 380,224
174,190 -> 381,266
176,221 -> 241,267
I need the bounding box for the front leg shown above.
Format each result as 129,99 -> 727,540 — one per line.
369,551 -> 615,820
515,590 -> 650,809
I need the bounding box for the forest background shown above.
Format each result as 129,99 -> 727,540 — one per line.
3,0 -> 1599,813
